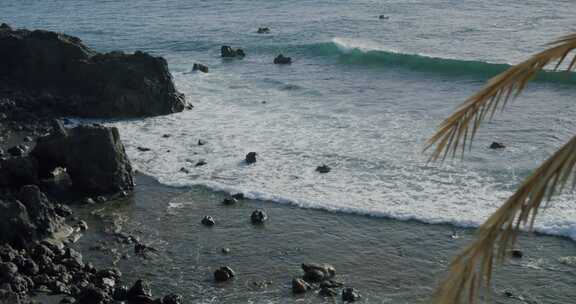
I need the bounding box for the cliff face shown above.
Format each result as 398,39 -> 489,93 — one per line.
0,24 -> 186,118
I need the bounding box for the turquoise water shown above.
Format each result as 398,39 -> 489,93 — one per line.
3,1 -> 576,236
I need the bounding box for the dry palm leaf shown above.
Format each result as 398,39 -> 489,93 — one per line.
425,33 -> 576,161
433,135 -> 576,304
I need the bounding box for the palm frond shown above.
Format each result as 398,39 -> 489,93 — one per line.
433,135 -> 576,304
425,34 -> 576,161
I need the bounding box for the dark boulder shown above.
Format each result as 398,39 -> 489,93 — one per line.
510,249 -> 523,258
302,263 -> 335,282
195,160 -> 207,167
197,139 -> 206,146
18,185 -> 63,235
273,54 -> 292,64
250,209 -> 268,224
316,165 -> 331,173
221,46 -> 245,58
201,216 -> 215,227
342,287 -> 361,302
214,266 -> 235,282
257,27 -> 271,34
0,200 -> 36,248
245,152 -> 257,164
0,27 -> 186,118
192,63 -> 209,73
32,125 -> 134,195
489,142 -> 505,149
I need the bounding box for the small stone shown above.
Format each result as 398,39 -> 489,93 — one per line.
180,167 -> 190,174
137,146 -> 151,152
316,165 -> 331,173
222,198 -> 238,205
490,142 -> 506,149
162,134 -> 171,138
197,139 -> 207,146
192,63 -> 209,73
342,287 -> 361,302
201,216 -> 215,226
245,152 -> 257,164
292,278 -> 311,294
379,15 -> 389,20
257,27 -> 271,34
221,248 -> 231,254
510,249 -> 523,258
250,209 -> 268,224
195,160 -> 207,167
214,266 -> 235,282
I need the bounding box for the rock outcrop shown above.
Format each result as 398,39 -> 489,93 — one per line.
0,25 -> 186,118
31,124 -> 134,195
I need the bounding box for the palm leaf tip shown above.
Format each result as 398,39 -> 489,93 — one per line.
433,135 -> 576,304
426,34 -> 576,161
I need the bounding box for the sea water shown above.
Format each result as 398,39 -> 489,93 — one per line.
2,0 -> 576,237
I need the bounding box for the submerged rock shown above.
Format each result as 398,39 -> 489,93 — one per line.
201,216 -> 216,227
273,54 -> 292,64
192,63 -> 209,73
342,287 -> 361,302
302,263 -> 335,282
510,249 -> 523,258
214,266 -> 235,282
231,193 -> 244,200
0,26 -> 186,118
250,209 -> 268,224
257,27 -> 271,34
490,142 -> 506,149
221,46 -> 245,58
316,165 -> 331,173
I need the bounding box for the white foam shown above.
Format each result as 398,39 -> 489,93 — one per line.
101,66 -> 576,242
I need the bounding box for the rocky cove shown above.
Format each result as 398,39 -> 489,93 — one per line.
3,22 -> 576,304
0,23 -> 189,303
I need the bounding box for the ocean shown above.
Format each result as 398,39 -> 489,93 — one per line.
3,1 -> 576,302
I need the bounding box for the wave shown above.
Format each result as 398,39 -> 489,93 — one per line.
305,37 -> 576,82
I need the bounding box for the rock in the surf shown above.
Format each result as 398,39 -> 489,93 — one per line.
201,216 -> 216,226
273,54 -> 292,64
221,45 -> 245,58
214,266 -> 235,282
489,142 -> 505,149
245,152 -> 257,164
257,27 -> 271,34
342,287 -> 361,302
316,165 -> 331,173
192,63 -> 209,73
302,263 -> 335,282
250,209 -> 268,224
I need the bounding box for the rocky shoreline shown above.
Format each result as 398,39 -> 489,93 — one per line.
0,23 -> 189,304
